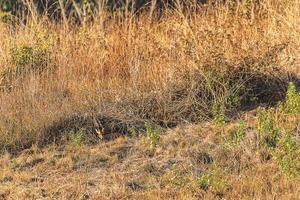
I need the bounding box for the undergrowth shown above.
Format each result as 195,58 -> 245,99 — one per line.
0,30 -> 53,91
0,1 -> 300,199
0,0 -> 299,155
255,82 -> 300,177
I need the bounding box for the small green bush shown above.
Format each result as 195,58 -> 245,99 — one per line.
257,108 -> 280,148
274,133 -> 300,178
256,83 -> 300,177
0,37 -> 51,91
212,102 -> 226,126
145,122 -> 160,147
226,121 -> 246,147
10,45 -> 34,71
10,43 -> 49,74
70,128 -> 86,146
285,82 -> 300,114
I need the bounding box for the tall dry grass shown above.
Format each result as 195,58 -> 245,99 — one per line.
0,0 -> 299,153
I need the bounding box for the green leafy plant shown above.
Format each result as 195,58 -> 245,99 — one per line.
212,102 -> 226,126
285,82 -> 300,115
257,108 -> 280,148
274,133 -> 300,178
10,45 -> 34,71
11,43 -> 49,73
226,121 -> 246,147
145,122 -> 160,147
128,126 -> 138,138
70,128 -> 86,146
0,37 -> 51,91
233,121 -> 246,144
256,83 -> 300,177
1,45 -> 33,91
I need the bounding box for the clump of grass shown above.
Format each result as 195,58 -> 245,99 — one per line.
169,167 -> 191,187
232,121 -> 246,145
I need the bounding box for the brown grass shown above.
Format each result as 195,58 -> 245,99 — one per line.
0,110 -> 299,199
1,0 -> 299,152
0,0 -> 300,199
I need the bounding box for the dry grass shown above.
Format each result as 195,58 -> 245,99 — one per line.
0,110 -> 299,199
0,0 -> 300,199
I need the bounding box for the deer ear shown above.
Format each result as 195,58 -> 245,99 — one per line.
96,129 -> 104,140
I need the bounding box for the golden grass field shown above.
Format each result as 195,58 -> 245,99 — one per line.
0,0 -> 300,199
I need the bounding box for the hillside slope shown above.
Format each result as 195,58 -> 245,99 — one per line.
0,0 -> 300,199
1,103 -> 300,199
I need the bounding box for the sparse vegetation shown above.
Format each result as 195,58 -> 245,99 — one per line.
145,122 -> 160,147
212,102 -> 226,126
0,32 -> 53,91
274,132 -> 300,178
252,83 -> 300,178
285,82 -> 300,114
197,166 -> 229,194
224,120 -> 247,147
0,0 -> 300,199
257,107 -> 280,148
70,128 -> 86,146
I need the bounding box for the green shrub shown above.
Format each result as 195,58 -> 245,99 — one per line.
274,133 -> 300,178
257,108 -> 280,148
10,43 -> 49,73
10,45 -> 34,71
225,121 -> 246,147
285,82 -> 300,114
0,37 -> 51,91
212,102 -> 226,126
256,83 -> 300,177
145,122 -> 160,147
70,128 -> 86,146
